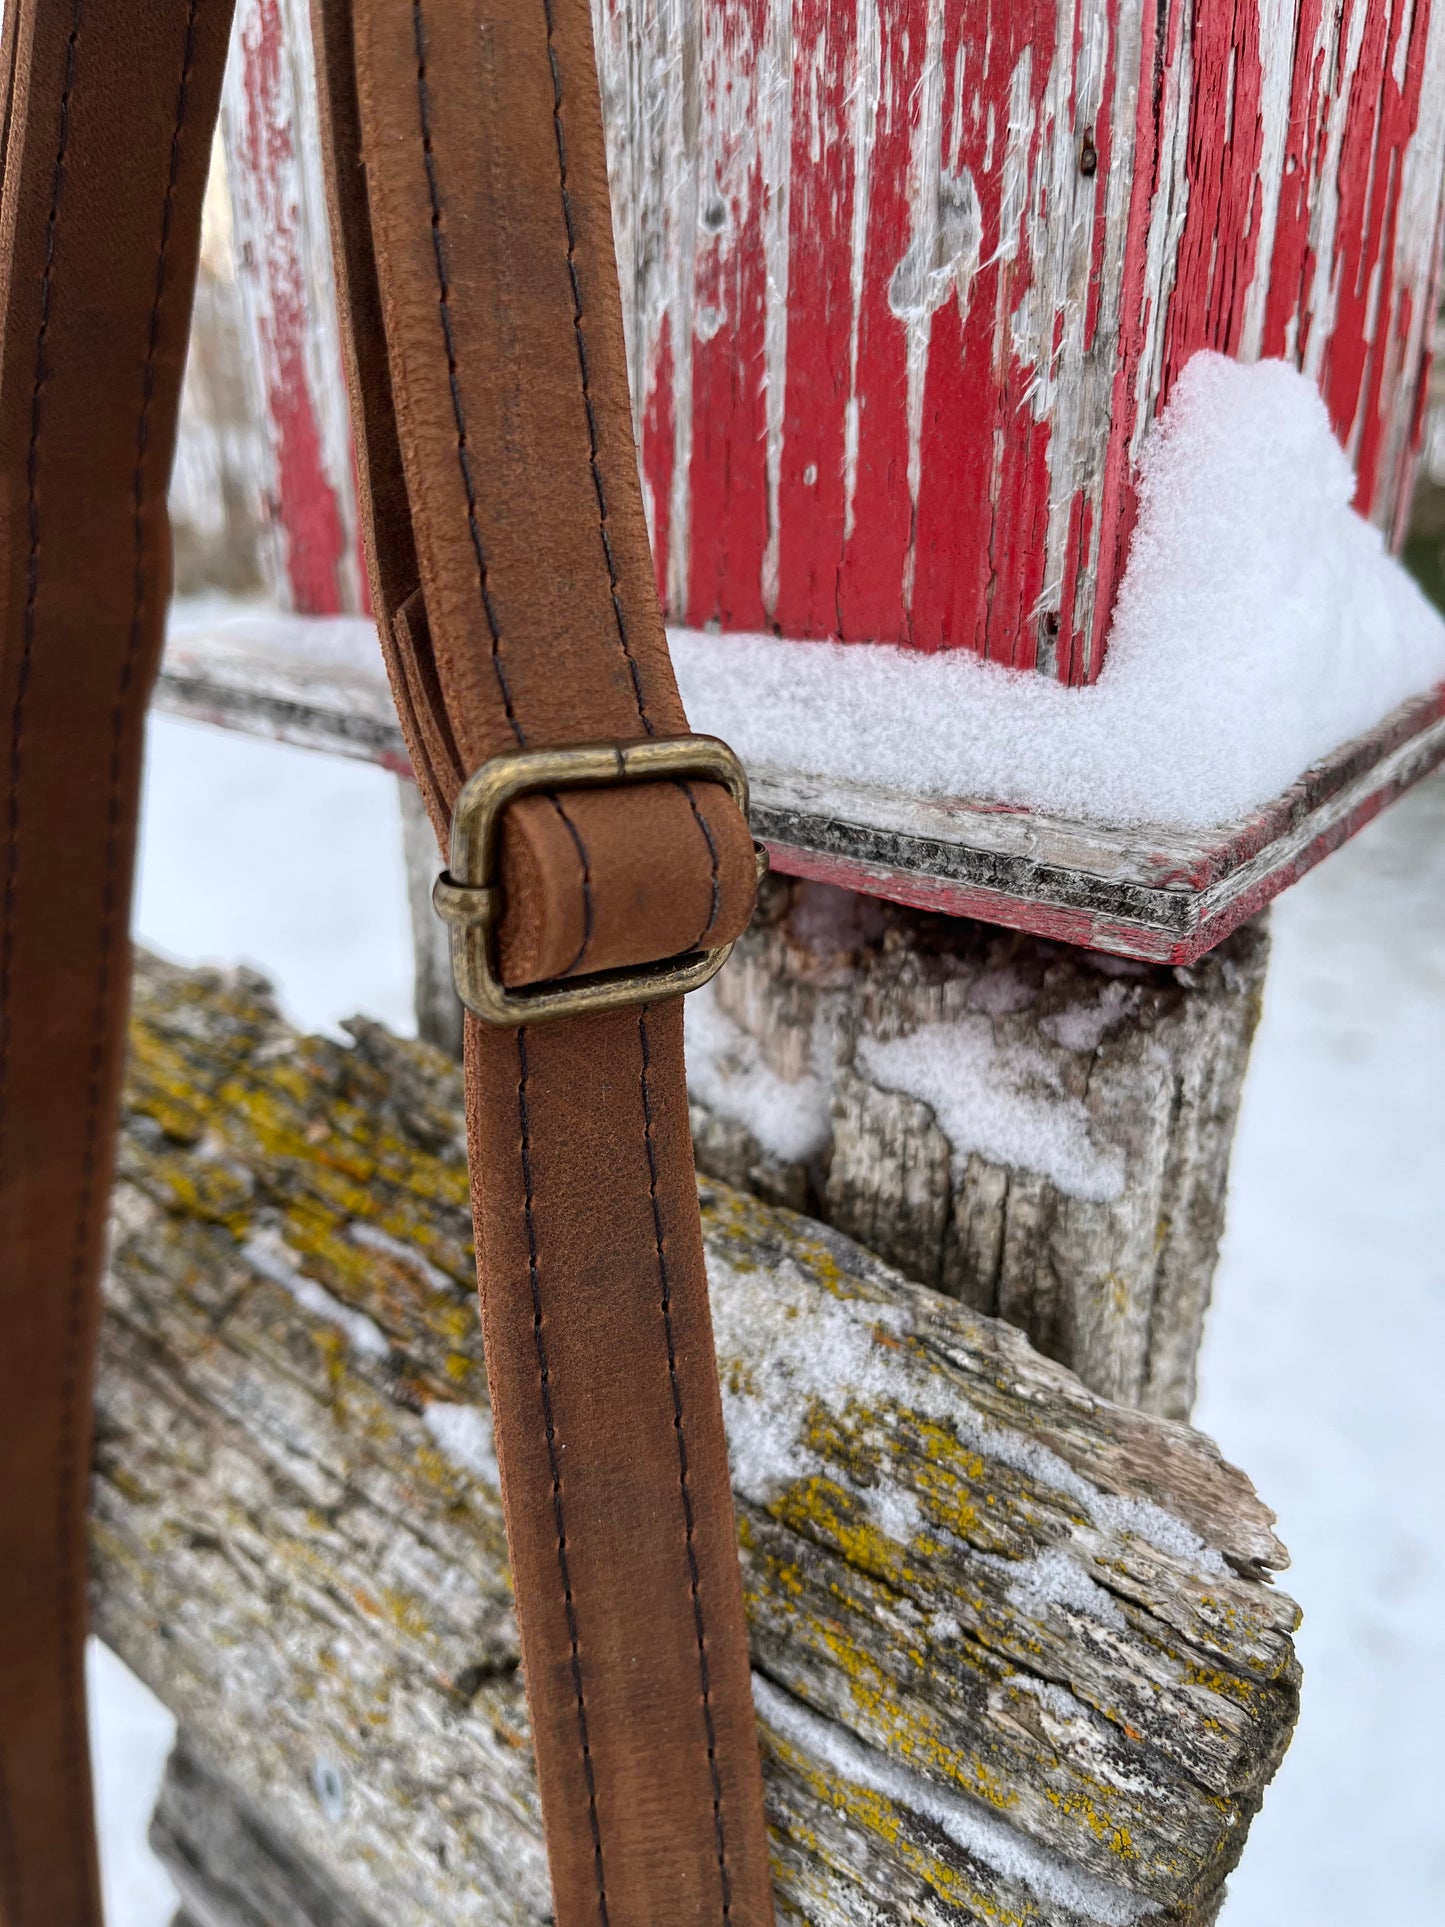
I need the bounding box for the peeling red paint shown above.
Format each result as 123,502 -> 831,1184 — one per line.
233,0 -> 351,616
225,0 -> 1445,686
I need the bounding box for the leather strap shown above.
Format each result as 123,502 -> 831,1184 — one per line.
313,3 -> 773,1922
0,3 -> 234,1922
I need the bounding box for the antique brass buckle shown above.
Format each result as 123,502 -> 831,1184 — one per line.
432,735 -> 757,1025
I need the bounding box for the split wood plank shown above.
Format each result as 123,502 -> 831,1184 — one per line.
95,953 -> 1300,1927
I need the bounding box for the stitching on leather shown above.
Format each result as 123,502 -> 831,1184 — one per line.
411,0 -> 593,969
638,1010 -> 734,1918
677,782 -> 723,947
554,804 -> 594,977
540,0 -> 652,734
0,8 -> 85,1913
540,2 -> 722,963
517,1029 -> 610,1923
411,0 -> 521,748
52,3 -> 202,1902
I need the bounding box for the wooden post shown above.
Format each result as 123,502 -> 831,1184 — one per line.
97,954 -> 1298,1927
396,776 -> 464,1058
689,876 -> 1269,1418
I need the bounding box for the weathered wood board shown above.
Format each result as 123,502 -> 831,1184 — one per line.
155,605 -> 1445,962
211,0 -> 1445,679
95,954 -> 1300,1926
689,877 -> 1269,1419
218,0 -> 365,616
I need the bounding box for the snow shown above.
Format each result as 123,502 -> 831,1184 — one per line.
683,978 -> 832,1162
709,1215 -> 1220,1571
671,354 -> 1445,832
422,1401 -> 500,1489
858,1018 -> 1126,1202
241,1225 -> 390,1359
752,1675 -> 1148,1925
92,715 -> 1445,1923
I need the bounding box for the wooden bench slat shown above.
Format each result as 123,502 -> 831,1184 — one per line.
96,955 -> 1298,1925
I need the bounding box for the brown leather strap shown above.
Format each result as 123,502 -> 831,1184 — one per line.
0,3 -> 234,1922
313,2 -> 773,1920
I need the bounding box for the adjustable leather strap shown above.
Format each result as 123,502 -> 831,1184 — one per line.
0,3 -> 234,1922
313,2 -> 773,1921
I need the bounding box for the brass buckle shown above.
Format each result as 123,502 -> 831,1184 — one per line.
432,735 -> 758,1025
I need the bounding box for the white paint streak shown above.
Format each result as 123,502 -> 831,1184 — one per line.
760,0 -> 794,618
1239,0 -> 1302,360
843,0 -> 882,544
220,0 -> 361,612
1300,0 -> 1371,394
891,0 -> 952,613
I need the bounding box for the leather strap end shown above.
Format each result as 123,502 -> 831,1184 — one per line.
499,777 -> 757,988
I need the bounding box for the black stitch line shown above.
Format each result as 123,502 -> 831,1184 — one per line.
678,781 -> 723,947
0,9 -> 84,1914
540,1 -> 722,957
518,1030 -> 610,1923
411,0 -> 520,744
52,2 -> 201,1895
554,802 -> 594,977
540,0 -> 652,733
638,1009 -> 733,1918
412,0 -> 594,964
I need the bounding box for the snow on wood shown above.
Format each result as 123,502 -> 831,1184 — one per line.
671,356 -> 1445,832
154,581 -> 1445,962
594,0 -> 1445,678
687,878 -> 1269,1418
206,1 -> 1445,682
94,954 -> 1299,1926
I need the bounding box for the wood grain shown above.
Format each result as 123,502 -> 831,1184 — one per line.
95,955 -> 1299,1925
690,878 -> 1269,1418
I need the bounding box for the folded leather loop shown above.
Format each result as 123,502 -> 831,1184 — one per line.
314,1 -> 773,1922
318,0 -> 755,989
0,3 -> 234,1922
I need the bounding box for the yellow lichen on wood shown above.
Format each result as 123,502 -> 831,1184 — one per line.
93,956 -> 1300,1927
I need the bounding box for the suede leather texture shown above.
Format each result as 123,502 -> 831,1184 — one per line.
313,2 -> 772,1921
0,3 -> 234,1923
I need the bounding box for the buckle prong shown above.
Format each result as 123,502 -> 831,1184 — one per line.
432,734 -> 756,1025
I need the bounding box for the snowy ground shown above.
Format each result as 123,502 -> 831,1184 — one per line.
94,712 -> 1445,1924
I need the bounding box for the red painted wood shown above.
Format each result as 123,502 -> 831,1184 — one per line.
218,0 -> 1445,724
234,0 -> 349,616
686,0 -> 773,631
773,0 -> 858,638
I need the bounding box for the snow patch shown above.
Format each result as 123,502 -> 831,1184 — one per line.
685,978 -> 832,1163
1041,981 -> 1134,1052
349,1219 -> 457,1294
710,1243 -> 1226,1576
857,1018 -> 1126,1202
996,1547 -> 1128,1630
242,1227 -> 389,1359
671,354 -> 1445,833
423,1402 -> 499,1488
753,1675 -> 1149,1925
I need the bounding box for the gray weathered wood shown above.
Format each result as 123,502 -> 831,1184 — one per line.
153,606 -> 1445,966
97,954 -> 1298,1926
395,775 -> 464,1059
690,878 -> 1268,1420
153,1736 -> 383,1927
